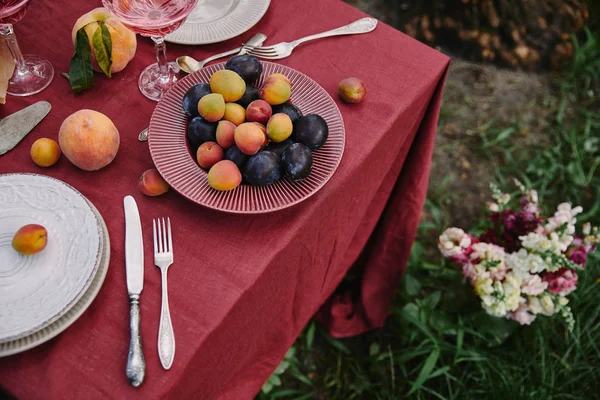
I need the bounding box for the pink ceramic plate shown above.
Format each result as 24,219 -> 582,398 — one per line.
148,62 -> 345,213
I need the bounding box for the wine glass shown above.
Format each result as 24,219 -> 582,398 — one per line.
102,0 -> 198,102
0,0 -> 54,96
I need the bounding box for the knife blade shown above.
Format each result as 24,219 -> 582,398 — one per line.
0,101 -> 51,155
123,195 -> 145,387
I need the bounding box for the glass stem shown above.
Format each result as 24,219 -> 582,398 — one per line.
0,24 -> 27,74
152,36 -> 169,82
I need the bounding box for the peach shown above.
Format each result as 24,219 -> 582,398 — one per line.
72,8 -> 137,74
266,113 -> 293,143
30,138 -> 61,167
216,120 -> 236,149
234,122 -> 267,155
207,160 -> 242,191
338,78 -> 366,103
266,73 -> 292,86
259,79 -> 291,105
245,99 -> 272,125
58,109 -> 120,171
223,103 -> 246,126
209,70 -> 246,102
139,169 -> 169,196
196,141 -> 224,169
198,93 -> 225,122
12,224 -> 47,255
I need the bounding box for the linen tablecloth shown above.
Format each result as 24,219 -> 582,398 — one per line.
0,0 -> 449,398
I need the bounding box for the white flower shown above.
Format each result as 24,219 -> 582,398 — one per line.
499,193 -> 511,205
583,222 -> 591,235
558,297 -> 569,306
528,190 -> 538,204
438,228 -> 471,257
477,274 -> 521,318
529,294 -> 556,316
543,203 -> 584,251
474,278 -> 494,297
520,232 -> 561,254
508,249 -> 549,277
486,201 -> 499,212
470,243 -> 507,281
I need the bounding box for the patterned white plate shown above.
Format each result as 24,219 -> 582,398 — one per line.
165,0 -> 270,45
0,174 -> 103,343
0,198 -> 110,357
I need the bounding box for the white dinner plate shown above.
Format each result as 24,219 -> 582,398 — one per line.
0,174 -> 103,343
165,0 -> 270,45
0,196 -> 110,357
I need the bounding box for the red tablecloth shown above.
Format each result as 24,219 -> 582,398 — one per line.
0,0 -> 449,398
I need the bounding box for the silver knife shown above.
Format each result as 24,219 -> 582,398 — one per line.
124,195 -> 145,387
0,101 -> 51,155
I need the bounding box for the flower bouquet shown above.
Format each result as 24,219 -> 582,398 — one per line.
438,181 -> 599,330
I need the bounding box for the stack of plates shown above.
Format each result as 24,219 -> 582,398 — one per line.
0,173 -> 110,357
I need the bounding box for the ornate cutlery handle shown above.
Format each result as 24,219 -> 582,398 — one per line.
158,268 -> 175,370
126,294 -> 145,387
293,18 -> 378,46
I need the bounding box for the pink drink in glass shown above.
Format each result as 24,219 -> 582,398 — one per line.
0,0 -> 54,96
103,0 -> 198,101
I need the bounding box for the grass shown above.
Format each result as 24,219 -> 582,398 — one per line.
256,26 -> 600,400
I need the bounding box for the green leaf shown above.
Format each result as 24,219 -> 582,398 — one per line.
305,321 -> 316,350
320,332 -> 351,354
407,347 -> 440,395
403,273 -> 421,297
69,27 -> 94,93
92,21 -> 112,77
274,360 -> 290,375
422,291 -> 441,310
369,342 -> 380,356
261,381 -> 274,394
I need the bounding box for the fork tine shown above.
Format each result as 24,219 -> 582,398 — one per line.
153,219 -> 158,256
245,49 -> 279,60
244,47 -> 277,56
167,217 -> 173,256
157,217 -> 163,253
162,218 -> 168,253
242,44 -> 272,51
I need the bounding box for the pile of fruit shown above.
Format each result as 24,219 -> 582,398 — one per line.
182,55 -> 329,191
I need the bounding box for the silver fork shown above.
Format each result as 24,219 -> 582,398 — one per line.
242,17 -> 378,60
153,217 -> 175,370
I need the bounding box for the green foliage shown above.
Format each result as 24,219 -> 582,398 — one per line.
68,21 -> 113,93
257,25 -> 600,400
68,27 -> 94,94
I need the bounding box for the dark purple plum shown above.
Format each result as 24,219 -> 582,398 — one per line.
225,55 -> 263,84
236,85 -> 260,109
282,143 -> 312,181
271,102 -> 303,123
187,116 -> 217,151
224,145 -> 250,170
182,83 -> 211,117
264,137 -> 295,158
293,114 -> 328,150
243,151 -> 282,186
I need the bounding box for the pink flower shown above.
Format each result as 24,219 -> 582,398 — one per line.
506,299 -> 536,325
439,228 -> 475,264
520,274 -> 547,296
543,268 -> 579,295
568,246 -> 588,267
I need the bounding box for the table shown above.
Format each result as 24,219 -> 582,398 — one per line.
0,0 -> 449,398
